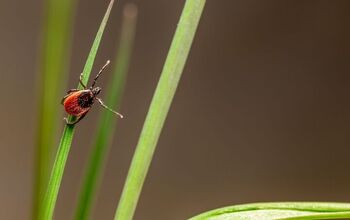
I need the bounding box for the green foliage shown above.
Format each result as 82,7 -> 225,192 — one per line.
189,202 -> 350,220
34,1 -> 350,220
114,0 -> 206,220
75,4 -> 138,220
38,1 -> 115,219
34,0 -> 76,219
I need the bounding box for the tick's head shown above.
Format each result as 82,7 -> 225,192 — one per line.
92,87 -> 101,96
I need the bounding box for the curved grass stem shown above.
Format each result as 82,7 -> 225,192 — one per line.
189,202 -> 350,220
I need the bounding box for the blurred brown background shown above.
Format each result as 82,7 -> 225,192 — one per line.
1,0 -> 350,219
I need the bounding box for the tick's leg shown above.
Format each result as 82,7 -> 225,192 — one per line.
96,97 -> 124,118
67,89 -> 79,93
90,60 -> 110,88
79,72 -> 87,89
64,112 -> 88,125
63,117 -> 71,124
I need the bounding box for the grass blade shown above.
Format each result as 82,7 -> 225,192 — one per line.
114,1 -> 206,219
188,202 -> 350,220
74,4 -> 138,220
38,1 -> 115,219
34,0 -> 76,219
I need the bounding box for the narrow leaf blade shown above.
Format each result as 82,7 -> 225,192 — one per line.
33,0 -> 76,218
38,1 -> 115,219
75,4 -> 137,220
114,0 -> 206,220
189,202 -> 350,220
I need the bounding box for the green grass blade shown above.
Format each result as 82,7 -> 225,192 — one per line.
79,0 -> 115,88
34,0 -> 76,219
74,4 -> 138,220
114,1 -> 206,220
188,202 -> 350,220
38,1 -> 115,219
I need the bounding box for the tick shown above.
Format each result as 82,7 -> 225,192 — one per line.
61,60 -> 123,125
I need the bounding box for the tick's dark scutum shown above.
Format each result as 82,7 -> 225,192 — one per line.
78,91 -> 94,108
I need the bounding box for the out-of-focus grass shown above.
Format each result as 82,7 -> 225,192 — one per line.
114,1 -> 206,220
34,0 -> 76,219
75,4 -> 138,220
38,0 -> 115,219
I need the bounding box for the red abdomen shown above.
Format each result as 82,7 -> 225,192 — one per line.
63,91 -> 89,116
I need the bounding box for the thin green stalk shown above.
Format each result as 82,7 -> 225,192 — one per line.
188,202 -> 350,220
38,1 -> 115,219
34,0 -> 76,219
114,1 -> 206,220
75,4 -> 137,220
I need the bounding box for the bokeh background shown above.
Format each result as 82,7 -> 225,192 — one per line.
1,0 -> 350,219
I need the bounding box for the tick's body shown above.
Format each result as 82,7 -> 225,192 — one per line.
61,60 -> 123,125
62,90 -> 94,116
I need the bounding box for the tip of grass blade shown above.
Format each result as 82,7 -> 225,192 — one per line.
80,0 -> 115,87
39,0 -> 116,219
73,3 -> 136,220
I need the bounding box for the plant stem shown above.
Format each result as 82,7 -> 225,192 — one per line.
114,1 -> 206,219
75,4 -> 137,220
33,0 -> 76,219
38,1 -> 115,219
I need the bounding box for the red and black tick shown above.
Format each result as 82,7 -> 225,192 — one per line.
61,60 -> 123,125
